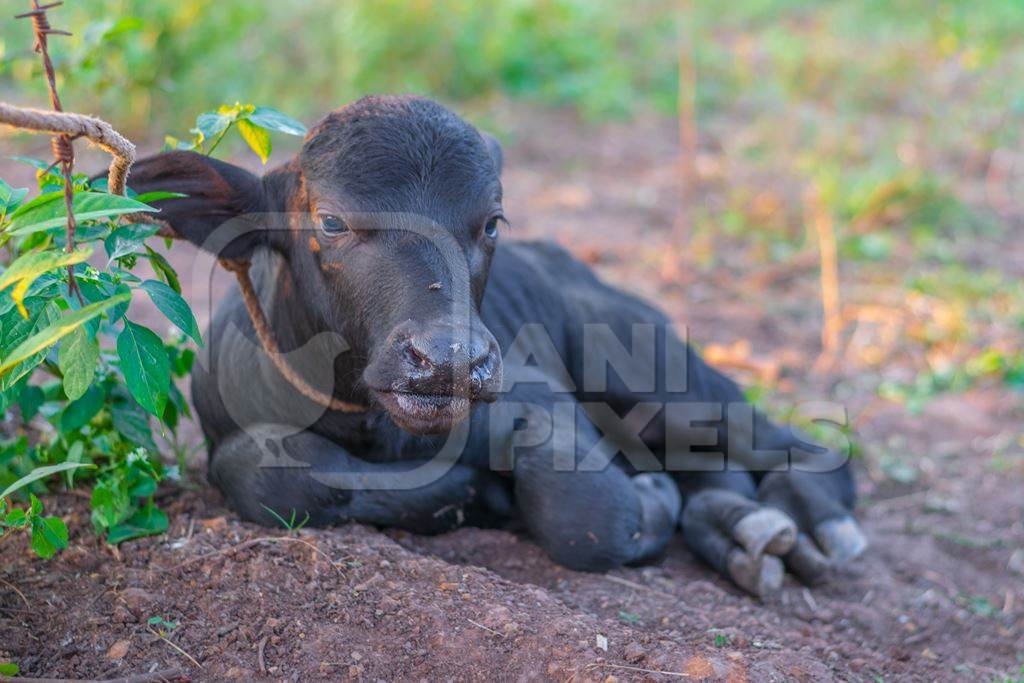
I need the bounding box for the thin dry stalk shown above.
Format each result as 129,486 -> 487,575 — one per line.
805,186 -> 843,372
0,576 -> 30,608
662,0 -> 699,285
147,628 -> 202,669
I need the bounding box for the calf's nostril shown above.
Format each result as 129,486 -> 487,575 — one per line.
403,339 -> 433,370
469,350 -> 500,401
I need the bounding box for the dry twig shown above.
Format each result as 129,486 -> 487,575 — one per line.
0,576 -> 31,608
147,628 -> 202,670
805,185 -> 843,372
583,661 -> 690,678
662,0 -> 699,284
466,618 -> 504,639
257,636 -> 269,674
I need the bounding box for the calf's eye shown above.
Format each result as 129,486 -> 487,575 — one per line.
317,213 -> 348,236
483,217 -> 500,239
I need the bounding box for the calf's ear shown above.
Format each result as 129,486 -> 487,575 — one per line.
481,132 -> 503,176
125,151 -> 273,261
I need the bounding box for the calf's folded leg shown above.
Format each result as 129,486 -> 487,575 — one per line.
507,400 -> 681,571
210,424 -> 511,534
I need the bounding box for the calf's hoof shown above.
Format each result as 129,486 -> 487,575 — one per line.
785,516 -> 869,583
732,507 -> 797,559
727,549 -> 784,599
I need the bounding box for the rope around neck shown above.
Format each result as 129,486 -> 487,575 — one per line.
218,258 -> 368,413
0,100 -> 367,414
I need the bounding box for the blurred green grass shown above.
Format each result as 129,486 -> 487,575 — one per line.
3,0 -> 1021,245
2,1 -> 1022,133
1,0 -> 681,131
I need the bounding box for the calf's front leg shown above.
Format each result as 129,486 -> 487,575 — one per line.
209,424 -> 511,534
497,396 -> 681,571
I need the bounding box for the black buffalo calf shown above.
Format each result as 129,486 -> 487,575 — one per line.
123,95 -> 866,597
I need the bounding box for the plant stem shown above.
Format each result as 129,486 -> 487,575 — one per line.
204,123 -> 233,157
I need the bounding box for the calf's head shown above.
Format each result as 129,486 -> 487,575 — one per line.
128,96 -> 504,434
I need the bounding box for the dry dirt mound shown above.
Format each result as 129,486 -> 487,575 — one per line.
2,447 -> 1022,683
1,491 -> 806,681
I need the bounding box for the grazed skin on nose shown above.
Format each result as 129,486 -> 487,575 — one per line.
118,94 -> 866,597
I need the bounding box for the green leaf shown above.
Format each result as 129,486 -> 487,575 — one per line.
133,191 -> 187,204
0,662 -> 19,676
80,277 -> 131,322
60,383 -> 105,433
58,326 -> 99,401
0,294 -> 130,379
194,112 -> 231,141
53,222 -> 112,247
117,321 -> 170,416
64,441 -> 85,488
100,15 -> 144,40
111,396 -> 156,451
10,155 -> 52,171
107,502 -> 167,544
140,280 -> 202,346
0,178 -> 24,203
0,300 -> 59,391
3,507 -> 28,528
0,462 -> 95,501
5,191 -> 156,236
247,107 -> 307,136
144,246 -> 181,293
31,515 -> 68,558
127,469 -> 157,498
161,395 -> 179,431
0,246 -> 93,317
238,118 -> 272,164
170,347 -> 195,377
167,376 -> 190,420
110,284 -> 133,322
0,179 -> 29,220
0,276 -> 60,318
16,384 -> 45,421
90,476 -> 130,531
104,222 -> 161,262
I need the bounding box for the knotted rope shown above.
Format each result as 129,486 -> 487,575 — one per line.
0,103 -> 136,196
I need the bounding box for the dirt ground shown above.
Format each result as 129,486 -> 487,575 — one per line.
2,108 -> 1023,681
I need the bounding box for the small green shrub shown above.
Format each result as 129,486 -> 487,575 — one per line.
0,103 -> 305,558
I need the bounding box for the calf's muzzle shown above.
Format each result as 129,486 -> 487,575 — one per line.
364,319 -> 502,434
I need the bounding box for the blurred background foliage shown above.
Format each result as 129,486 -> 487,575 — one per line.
0,1 -> 1020,132
2,0 -> 1023,417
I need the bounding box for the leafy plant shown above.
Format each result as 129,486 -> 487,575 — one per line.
146,615 -> 178,633
165,103 -> 306,164
0,463 -> 92,558
0,90 -> 306,559
0,169 -> 190,555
